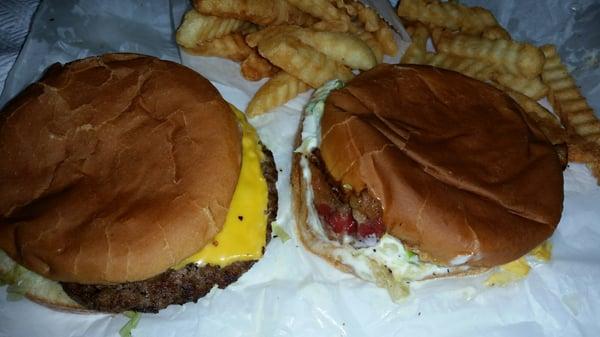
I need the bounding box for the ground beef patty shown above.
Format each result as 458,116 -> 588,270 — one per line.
62,147 -> 278,313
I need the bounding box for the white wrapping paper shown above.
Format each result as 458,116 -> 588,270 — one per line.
1,1 -> 599,337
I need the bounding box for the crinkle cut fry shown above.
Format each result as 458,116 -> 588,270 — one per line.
257,35 -> 354,89
183,33 -> 253,62
246,71 -> 310,116
397,0 -> 501,34
194,0 -> 316,26
541,44 -> 600,182
175,10 -> 255,49
402,24 -> 496,83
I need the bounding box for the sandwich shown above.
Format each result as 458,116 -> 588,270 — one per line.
0,53 -> 277,313
292,64 -> 564,298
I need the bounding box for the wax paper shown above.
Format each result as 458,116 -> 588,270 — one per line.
1,1 -> 599,337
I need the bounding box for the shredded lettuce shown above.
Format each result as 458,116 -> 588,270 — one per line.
367,259 -> 409,301
3,264 -> 26,301
119,311 -> 141,337
272,222 -> 291,243
0,249 -> 78,305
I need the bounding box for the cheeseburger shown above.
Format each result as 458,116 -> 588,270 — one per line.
292,64 -> 563,298
0,53 -> 277,313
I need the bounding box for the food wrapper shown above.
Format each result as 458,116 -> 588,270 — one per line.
0,1 -> 599,336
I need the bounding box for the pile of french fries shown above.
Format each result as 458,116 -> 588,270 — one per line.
176,0 -> 399,116
397,0 -> 600,182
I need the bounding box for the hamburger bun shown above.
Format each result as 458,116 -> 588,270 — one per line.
0,53 -> 277,312
292,64 -> 563,288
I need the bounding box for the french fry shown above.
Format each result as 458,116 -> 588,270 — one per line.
298,29 -> 377,70
183,33 -> 253,62
541,44 -> 600,180
437,34 -> 545,79
175,10 -> 255,49
401,24 -> 428,64
248,25 -> 377,70
482,26 -> 511,41
493,73 -> 549,100
430,26 -> 455,49
241,53 -> 278,81
354,30 -> 384,64
194,0 -> 316,26
567,142 -> 600,181
507,91 -> 566,145
331,0 -> 358,17
350,2 -> 397,56
425,53 -> 496,82
355,3 -> 380,32
397,0 -> 500,34
287,0 -> 347,24
312,20 -> 350,33
403,24 -> 495,82
245,26 -> 299,48
375,26 -> 397,57
258,35 -> 354,88
246,71 -> 311,116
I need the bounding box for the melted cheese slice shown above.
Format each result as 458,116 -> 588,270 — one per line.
485,257 -> 531,286
175,105 -> 268,268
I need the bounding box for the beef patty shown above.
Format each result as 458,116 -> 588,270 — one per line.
62,147 -> 278,313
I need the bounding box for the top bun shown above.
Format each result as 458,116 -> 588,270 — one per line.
0,54 -> 241,284
320,64 -> 563,267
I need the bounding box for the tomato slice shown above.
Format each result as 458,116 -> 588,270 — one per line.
357,217 -> 385,239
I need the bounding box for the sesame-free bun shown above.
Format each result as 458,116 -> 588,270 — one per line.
0,54 -> 242,284
317,64 -> 563,267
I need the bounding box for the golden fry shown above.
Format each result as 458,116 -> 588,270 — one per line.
403,26 -> 496,82
375,26 -> 397,57
248,25 -> 377,70
355,3 -> 380,32
541,44 -> 600,179
331,0 -> 358,17
493,73 -> 549,100
287,0 -> 346,23
183,33 -> 252,62
246,71 -> 311,116
425,53 -> 496,82
176,10 -> 255,49
245,26 -> 299,48
567,142 -> 600,181
397,0 -> 500,34
312,20 -> 350,33
482,26 -> 511,41
194,0 -> 316,26
298,29 -> 377,70
541,45 -> 600,138
241,53 -> 278,81
430,26 -> 454,49
258,35 -> 354,88
437,34 -> 544,78
354,30 -> 384,64
401,24 -> 428,64
507,91 -> 566,145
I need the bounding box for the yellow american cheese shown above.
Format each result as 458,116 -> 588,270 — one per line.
175,105 -> 268,268
485,257 -> 531,286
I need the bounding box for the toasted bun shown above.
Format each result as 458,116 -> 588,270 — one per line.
318,64 -> 563,267
0,54 -> 242,284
